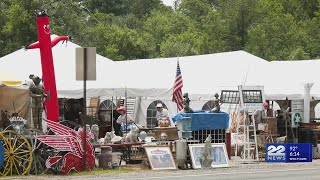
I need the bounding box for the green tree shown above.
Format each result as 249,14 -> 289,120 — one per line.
178,0 -> 212,19
40,0 -> 90,44
0,0 -> 39,57
214,0 -> 261,50
282,0 -> 320,20
1,0 -> 320,61
304,17 -> 320,58
83,0 -> 126,16
199,10 -> 229,53
112,14 -> 144,30
123,0 -> 165,18
160,31 -> 203,57
144,10 -> 196,56
289,47 -> 310,60
83,23 -> 156,60
246,1 -> 308,60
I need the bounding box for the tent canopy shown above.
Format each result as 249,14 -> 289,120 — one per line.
1,35 -> 319,100
0,35 -> 171,98
245,60 -> 320,100
0,37 -> 269,99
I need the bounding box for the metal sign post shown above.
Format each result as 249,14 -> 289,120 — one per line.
76,47 -> 96,171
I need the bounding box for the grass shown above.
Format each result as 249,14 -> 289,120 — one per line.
0,168 -> 138,179
69,167 -> 137,176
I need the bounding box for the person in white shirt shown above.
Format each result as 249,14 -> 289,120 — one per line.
116,106 -> 134,125
155,103 -> 174,127
253,102 -> 268,130
254,102 -> 268,121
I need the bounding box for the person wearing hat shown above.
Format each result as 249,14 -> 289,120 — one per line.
116,106 -> 134,133
253,102 -> 269,132
155,103 -> 174,127
116,106 -> 135,125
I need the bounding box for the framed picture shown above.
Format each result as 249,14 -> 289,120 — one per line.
144,146 -> 176,170
188,143 -> 229,169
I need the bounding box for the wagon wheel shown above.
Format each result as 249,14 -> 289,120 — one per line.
0,130 -> 32,176
22,128 -> 47,175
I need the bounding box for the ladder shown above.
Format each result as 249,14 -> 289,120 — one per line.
235,108 -> 259,163
124,97 -> 136,119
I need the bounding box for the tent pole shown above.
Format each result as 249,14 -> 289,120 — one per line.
111,96 -> 114,132
125,86 -> 128,135
30,97 -> 34,128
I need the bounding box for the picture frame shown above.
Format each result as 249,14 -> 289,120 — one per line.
188,143 -> 229,169
144,146 -> 176,170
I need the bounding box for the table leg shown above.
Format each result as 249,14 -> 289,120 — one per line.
120,147 -> 128,163
121,146 -> 132,164
128,146 -> 131,162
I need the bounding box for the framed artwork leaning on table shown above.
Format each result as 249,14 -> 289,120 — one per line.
144,146 -> 176,170
188,143 -> 229,169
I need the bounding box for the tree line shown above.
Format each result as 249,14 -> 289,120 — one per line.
1,0 -> 320,61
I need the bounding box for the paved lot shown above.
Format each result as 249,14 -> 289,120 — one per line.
4,158 -> 320,180
105,168 -> 320,180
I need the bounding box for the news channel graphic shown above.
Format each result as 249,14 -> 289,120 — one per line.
266,143 -> 312,163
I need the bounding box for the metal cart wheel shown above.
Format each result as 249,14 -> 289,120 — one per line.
22,128 -> 46,174
0,130 -> 33,176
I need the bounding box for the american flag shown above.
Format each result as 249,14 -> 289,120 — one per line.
172,60 -> 183,111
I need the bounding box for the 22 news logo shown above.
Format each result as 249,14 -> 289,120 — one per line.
267,145 -> 286,161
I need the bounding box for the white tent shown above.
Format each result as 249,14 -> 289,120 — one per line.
245,60 -> 320,100
0,35 -> 172,99
0,42 -> 271,125
113,50 -> 269,99
4,36 -> 320,124
0,37 -> 270,101
108,51 -> 270,124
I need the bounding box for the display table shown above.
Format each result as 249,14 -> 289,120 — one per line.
94,142 -> 145,164
172,111 -> 229,131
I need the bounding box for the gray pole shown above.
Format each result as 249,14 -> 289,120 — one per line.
111,96 -> 114,131
82,48 -> 87,171
125,87 -> 128,135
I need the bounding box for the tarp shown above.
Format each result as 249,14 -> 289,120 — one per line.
0,86 -> 31,126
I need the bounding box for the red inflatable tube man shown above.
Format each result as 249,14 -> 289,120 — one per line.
27,10 -> 70,122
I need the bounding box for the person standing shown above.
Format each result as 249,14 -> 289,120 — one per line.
253,102 -> 268,130
115,106 -> 135,135
155,103 -> 174,127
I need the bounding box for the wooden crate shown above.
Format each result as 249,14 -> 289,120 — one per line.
88,96 -> 99,116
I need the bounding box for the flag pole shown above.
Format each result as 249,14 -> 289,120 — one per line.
176,56 -> 179,113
